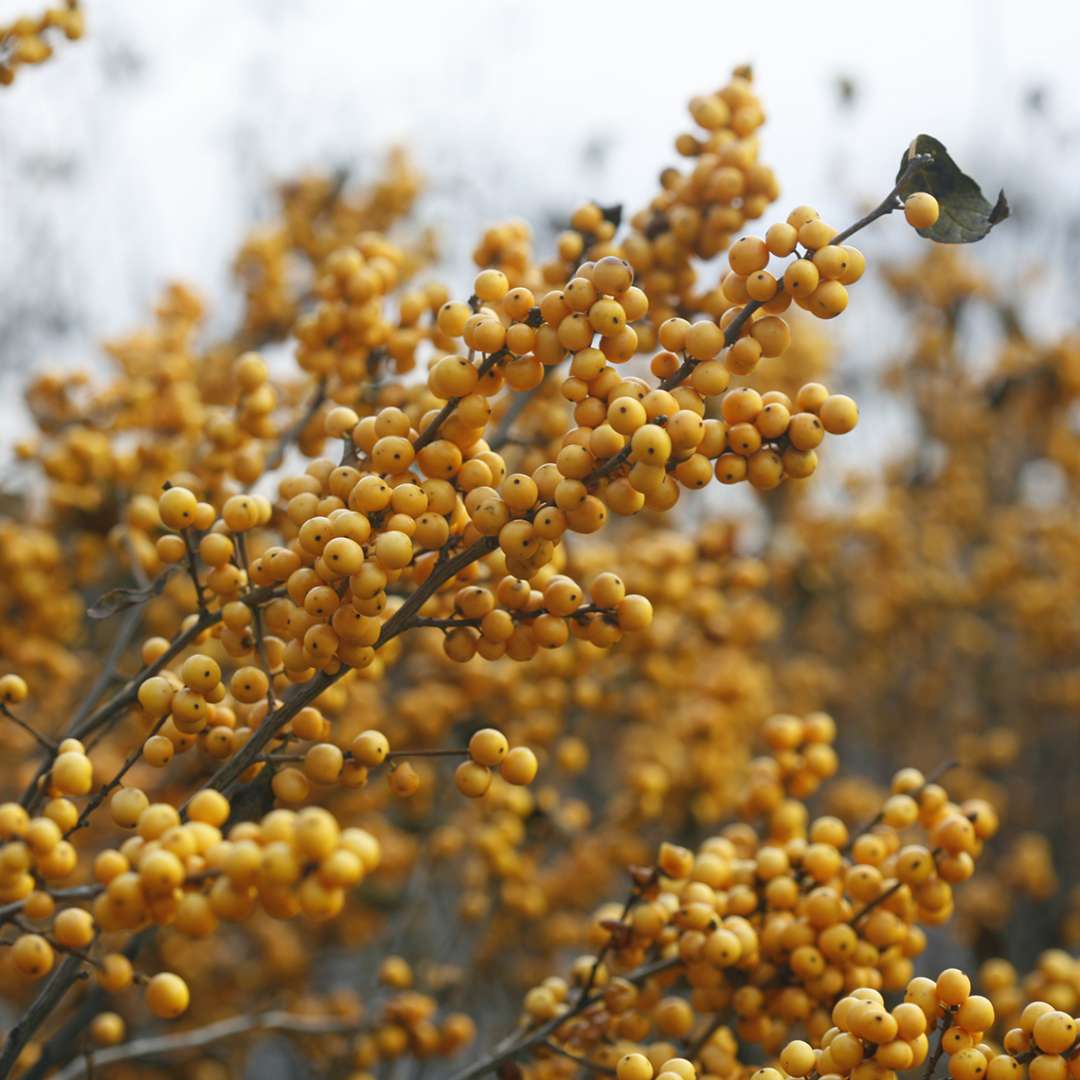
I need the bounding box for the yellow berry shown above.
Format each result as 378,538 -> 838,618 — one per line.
904,192 -> 940,229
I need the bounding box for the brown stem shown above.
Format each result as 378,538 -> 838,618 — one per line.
540,1041 -> 617,1075
489,366 -> 555,452
0,705 -> 56,752
51,1009 -> 366,1080
574,885 -> 639,1008
195,536 -> 498,799
234,533 -> 276,710
830,153 -> 932,248
266,377 -> 327,471
413,349 -> 508,452
921,1009 -> 954,1080
181,529 -> 208,614
686,1010 -> 731,1061
843,760 -> 957,854
0,953 -> 84,1079
65,714 -> 169,837
20,584 -> 284,813
448,955 -> 680,1080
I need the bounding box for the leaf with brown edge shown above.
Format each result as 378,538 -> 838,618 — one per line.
896,134 -> 1009,243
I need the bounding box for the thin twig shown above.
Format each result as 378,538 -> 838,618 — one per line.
830,153 -> 932,247
195,536 -> 499,800
843,760 -> 957,854
489,367 -> 553,452
0,953 -> 84,1078
448,955 -> 679,1080
181,529 -> 208,614
235,533 -> 276,710
65,715 -> 169,837
21,595 -> 146,811
266,377 -> 328,470
51,1010 -> 366,1080
21,929 -> 155,1080
686,1010 -> 731,1061
540,1040 -> 617,1075
413,349 -> 508,452
574,885 -> 639,1008
0,704 -> 57,752
580,160 -> 934,492
920,1010 -> 954,1080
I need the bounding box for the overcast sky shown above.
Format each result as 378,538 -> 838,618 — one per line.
0,0 -> 1076,454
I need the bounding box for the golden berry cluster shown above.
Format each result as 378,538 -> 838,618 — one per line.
0,1 -> 82,85
0,54 -> 1012,1080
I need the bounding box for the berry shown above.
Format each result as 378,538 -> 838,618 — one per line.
469,728 -> 509,767
146,972 -> 190,1019
905,192 -> 940,229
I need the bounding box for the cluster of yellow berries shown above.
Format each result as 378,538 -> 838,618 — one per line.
235,151 -> 424,349
0,1 -> 82,85
738,710 -> 840,814
1,788 -> 382,1004
980,953 -> 1080,1034
769,971 -> 1079,1080
765,241 -> 1077,960
0,51 -> 1017,1080
493,751 -> 1000,1076
549,68 -> 780,341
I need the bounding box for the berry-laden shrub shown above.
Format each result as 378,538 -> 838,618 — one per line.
0,40 -> 1030,1080
762,241 -> 1079,956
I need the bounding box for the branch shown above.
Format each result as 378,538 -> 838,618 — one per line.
195,536 -> 499,799
579,161 -> 934,491
65,714 -> 169,837
51,1010 -> 365,1080
20,928 -> 155,1080
0,953 -> 84,1079
830,152 -> 933,247
921,1010 -> 954,1080
181,528 -> 208,615
266,377 -> 328,471
20,582 -> 148,811
686,1010 -> 731,1061
0,704 -> 56,752
413,349 -> 508,452
489,367 -> 553,452
574,882 -> 643,1008
843,760 -> 957,854
540,1040 -> 616,1075
448,955 -> 679,1080
20,583 -> 284,814
234,533 -> 276,710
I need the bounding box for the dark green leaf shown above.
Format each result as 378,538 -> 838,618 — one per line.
896,134 -> 1009,243
88,567 -> 178,619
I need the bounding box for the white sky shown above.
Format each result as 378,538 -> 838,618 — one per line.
0,0 -> 1076,461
